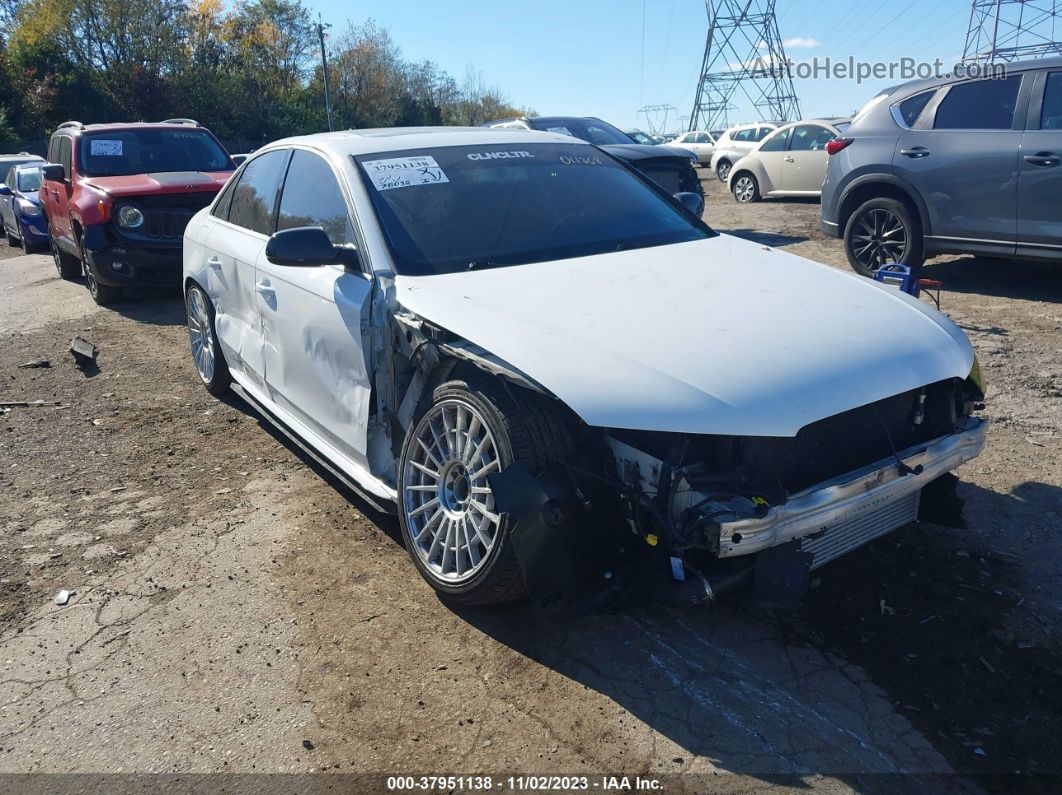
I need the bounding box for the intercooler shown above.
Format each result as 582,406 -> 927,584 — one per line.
801,489 -> 921,569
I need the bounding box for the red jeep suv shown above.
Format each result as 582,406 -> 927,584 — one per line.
40,119 -> 235,304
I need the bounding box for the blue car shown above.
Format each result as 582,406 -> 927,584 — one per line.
1,161 -> 48,252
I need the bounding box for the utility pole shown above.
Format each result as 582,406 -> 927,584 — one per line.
962,0 -> 1062,62
689,0 -> 801,132
317,15 -> 334,132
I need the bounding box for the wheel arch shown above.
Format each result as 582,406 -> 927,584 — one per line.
837,176 -> 929,237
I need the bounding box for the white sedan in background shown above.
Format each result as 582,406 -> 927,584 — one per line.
728,118 -> 851,202
182,127 -> 986,610
668,130 -> 719,164
708,122 -> 778,182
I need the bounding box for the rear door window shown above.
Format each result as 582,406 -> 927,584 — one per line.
733,129 -> 753,142
227,150 -> 290,236
1041,72 -> 1062,129
934,75 -> 1023,129
789,125 -> 834,151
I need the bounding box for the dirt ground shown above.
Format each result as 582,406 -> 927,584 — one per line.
0,175 -> 1059,793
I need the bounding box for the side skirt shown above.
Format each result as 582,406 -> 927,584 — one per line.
229,381 -> 397,516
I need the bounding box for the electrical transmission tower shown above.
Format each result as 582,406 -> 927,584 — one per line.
963,0 -> 1062,62
637,104 -> 677,135
689,0 -> 801,132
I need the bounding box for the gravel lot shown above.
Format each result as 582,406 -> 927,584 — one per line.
0,175 -> 1059,792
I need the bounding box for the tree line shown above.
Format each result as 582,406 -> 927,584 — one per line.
0,0 -> 534,153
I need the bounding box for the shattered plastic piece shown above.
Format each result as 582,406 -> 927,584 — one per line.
54,589 -> 71,606
69,336 -> 98,367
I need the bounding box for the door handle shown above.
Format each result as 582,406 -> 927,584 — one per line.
207,256 -> 222,268
900,147 -> 930,158
784,156 -> 795,162
1024,152 -> 1059,167
255,280 -> 274,296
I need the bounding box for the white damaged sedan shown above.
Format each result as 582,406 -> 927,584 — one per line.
183,127 -> 987,609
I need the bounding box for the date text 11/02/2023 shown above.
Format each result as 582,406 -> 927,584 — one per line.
385,775 -> 664,791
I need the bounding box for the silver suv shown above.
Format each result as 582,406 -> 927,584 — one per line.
821,58 -> 1062,276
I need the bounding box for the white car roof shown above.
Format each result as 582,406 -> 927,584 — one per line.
261,127 -> 587,156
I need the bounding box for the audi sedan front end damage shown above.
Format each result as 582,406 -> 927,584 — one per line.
183,126 -> 986,611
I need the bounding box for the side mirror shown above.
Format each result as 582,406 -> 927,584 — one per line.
265,226 -> 359,268
41,163 -> 65,182
674,191 -> 705,218
0,184 -> 11,196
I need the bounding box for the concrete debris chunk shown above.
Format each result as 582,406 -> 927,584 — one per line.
70,336 -> 98,367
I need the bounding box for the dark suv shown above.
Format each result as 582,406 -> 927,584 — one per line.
821,58 -> 1062,276
40,119 -> 235,304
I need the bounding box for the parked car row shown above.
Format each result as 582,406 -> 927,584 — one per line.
4,74 -> 1011,609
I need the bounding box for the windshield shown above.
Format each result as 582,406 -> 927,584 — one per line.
627,131 -> 657,145
527,119 -> 634,145
355,143 -> 713,276
16,167 -> 42,192
78,129 -> 234,177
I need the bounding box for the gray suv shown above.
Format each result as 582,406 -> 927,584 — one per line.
822,58 -> 1062,276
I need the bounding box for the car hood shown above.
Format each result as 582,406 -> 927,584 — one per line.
600,144 -> 696,163
83,171 -> 233,198
394,236 -> 975,437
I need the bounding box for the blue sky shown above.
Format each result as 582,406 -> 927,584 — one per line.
314,0 -> 972,131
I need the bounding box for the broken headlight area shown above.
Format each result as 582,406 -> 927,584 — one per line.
492,377 -> 986,617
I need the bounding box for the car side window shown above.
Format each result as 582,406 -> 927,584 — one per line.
897,90 -> 935,127
227,150 -> 289,235
693,133 -> 709,144
757,127 -> 773,140
277,150 -> 355,246
1041,72 -> 1062,129
934,75 -> 1022,130
47,136 -> 58,164
210,171 -> 239,221
733,129 -> 752,142
759,129 -> 789,152
4,167 -> 14,188
789,125 -> 834,152
58,137 -> 72,175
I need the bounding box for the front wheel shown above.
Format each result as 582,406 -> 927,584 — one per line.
844,197 -> 925,277
51,236 -> 80,280
82,254 -> 122,305
732,173 -> 760,203
716,160 -> 732,182
397,374 -> 575,605
185,283 -> 231,395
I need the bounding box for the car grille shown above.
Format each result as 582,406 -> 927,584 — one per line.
144,207 -> 194,239
637,164 -> 683,194
743,381 -> 956,495
802,490 -> 921,569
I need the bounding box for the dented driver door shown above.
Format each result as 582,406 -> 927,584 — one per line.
257,149 -> 374,467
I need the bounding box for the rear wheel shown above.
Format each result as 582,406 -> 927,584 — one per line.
844,197 -> 925,277
397,374 -> 575,605
185,283 -> 231,395
732,173 -> 760,203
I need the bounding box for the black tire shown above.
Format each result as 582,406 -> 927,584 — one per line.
50,235 -> 80,280
397,373 -> 575,605
716,160 -> 732,182
844,197 -> 925,278
80,239 -> 122,305
7,225 -> 21,248
185,282 -> 231,395
732,172 -> 760,203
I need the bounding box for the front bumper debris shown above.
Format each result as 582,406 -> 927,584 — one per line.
718,418 -> 988,560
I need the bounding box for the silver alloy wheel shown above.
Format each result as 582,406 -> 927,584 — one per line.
186,288 -> 216,383
82,256 -> 98,297
734,176 -> 755,202
717,162 -> 731,181
403,398 -> 503,584
851,208 -> 907,272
